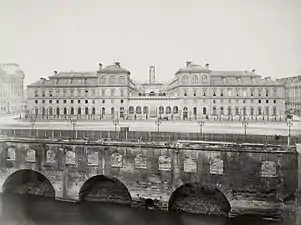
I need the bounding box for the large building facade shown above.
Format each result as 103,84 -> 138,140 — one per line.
26,61 -> 286,121
277,75 -> 301,115
0,63 -> 25,115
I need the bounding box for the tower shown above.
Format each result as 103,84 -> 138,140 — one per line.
149,66 -> 156,84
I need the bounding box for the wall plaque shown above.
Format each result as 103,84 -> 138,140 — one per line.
66,151 -> 76,165
46,150 -> 56,163
111,153 -> 123,168
210,158 -> 223,175
261,161 -> 277,177
7,147 -> 16,161
158,155 -> 171,171
135,154 -> 147,169
26,149 -> 36,162
184,158 -> 197,173
87,151 -> 98,165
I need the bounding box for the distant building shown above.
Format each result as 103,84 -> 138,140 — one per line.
26,61 -> 285,121
0,63 -> 25,115
277,75 -> 301,114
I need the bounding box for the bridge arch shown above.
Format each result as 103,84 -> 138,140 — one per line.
2,169 -> 55,198
168,182 -> 231,217
79,175 -> 131,205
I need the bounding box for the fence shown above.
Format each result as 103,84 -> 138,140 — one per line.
1,128 -> 299,145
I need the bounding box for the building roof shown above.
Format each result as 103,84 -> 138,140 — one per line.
175,62 -> 210,74
99,62 -> 130,75
210,70 -> 260,78
48,71 -> 97,78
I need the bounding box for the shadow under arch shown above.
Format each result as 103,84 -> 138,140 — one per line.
2,169 -> 55,198
79,175 -> 131,205
168,182 -> 231,217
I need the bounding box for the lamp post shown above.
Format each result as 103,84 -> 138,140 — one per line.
71,118 -> 77,131
242,118 -> 249,138
287,119 -> 293,146
199,119 -> 205,135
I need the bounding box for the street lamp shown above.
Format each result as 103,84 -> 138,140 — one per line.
70,118 -> 77,131
198,119 -> 205,135
242,118 -> 249,138
287,119 -> 293,146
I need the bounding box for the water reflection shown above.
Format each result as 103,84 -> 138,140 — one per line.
0,194 -> 295,225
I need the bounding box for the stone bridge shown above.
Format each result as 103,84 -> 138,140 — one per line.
0,137 -> 299,219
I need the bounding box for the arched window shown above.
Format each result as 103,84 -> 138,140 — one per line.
203,107 -> 207,115
220,107 -> 224,115
92,107 -> 96,115
85,107 -> 89,115
129,106 -> 134,114
63,107 -> 67,115
143,106 -> 148,114
202,75 -> 207,83
102,107 -> 105,115
273,106 -> 277,116
159,106 -> 164,114
250,107 -> 254,116
120,107 -> 124,117
183,107 -> 188,111
258,106 -> 262,115
109,76 -> 115,84
56,108 -> 60,115
35,108 -> 39,115
265,106 -> 269,115
227,107 -> 231,115
78,108 -> 81,115
243,107 -> 247,116
48,107 -> 53,115
118,76 -> 124,84
70,107 -> 74,115
101,76 -> 106,84
111,107 -> 115,115
173,106 -> 178,114
192,75 -> 198,84
136,106 -> 142,114
235,107 -> 239,115
181,75 -> 189,84
213,107 -> 217,115
42,107 -> 46,115
166,106 -> 171,114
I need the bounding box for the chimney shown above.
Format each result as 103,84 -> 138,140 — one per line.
54,70 -> 58,75
98,63 -> 102,70
252,69 -> 256,73
205,63 -> 210,69
115,61 -> 120,67
186,61 -> 192,67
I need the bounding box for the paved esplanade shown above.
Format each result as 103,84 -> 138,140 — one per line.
0,115 -> 300,136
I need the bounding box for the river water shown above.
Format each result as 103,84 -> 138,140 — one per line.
0,194 -> 296,225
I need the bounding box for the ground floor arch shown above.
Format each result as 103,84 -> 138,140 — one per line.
168,183 -> 231,217
79,175 -> 131,205
2,169 -> 55,198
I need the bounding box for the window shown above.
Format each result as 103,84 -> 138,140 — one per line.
102,89 -> 105,96
192,75 -> 198,84
243,107 -> 247,115
63,100 -> 66,104
35,100 -> 38,104
213,100 -> 216,104
102,107 -> 105,115
203,107 -> 206,115
121,100 -> 124,103
182,75 -> 189,84
166,106 -> 171,114
92,100 -> 95,104
34,90 -> 38,97
228,107 -> 232,115
193,90 -> 197,96
92,107 -> 96,115
266,89 -> 269,97
109,76 -> 115,84
265,106 -> 269,115
213,90 -> 216,96
120,89 -> 124,96
220,107 -> 224,115
85,107 -> 89,115
228,90 -> 232,97
78,108 -> 81,115
258,100 -> 261,103
63,108 -> 67,115
203,90 -> 207,96
173,106 -> 178,114
42,91 -> 45,97
111,89 -> 115,96
102,100 -> 105,104
49,91 -> 53,97
56,108 -> 60,116
101,76 -> 106,84
258,90 -> 262,97
71,100 -> 74,104
70,89 -> 73,97
57,100 -> 59,104
243,100 -> 246,104
258,107 -> 262,115
78,100 -> 81,103
220,90 -> 224,97
184,90 -> 187,96
63,90 -> 67,97
274,100 -> 276,104
273,89 -> 277,96
42,100 -> 45,103
202,75 -> 207,83
119,76 -> 125,84
49,100 -> 52,103
143,106 -> 148,114
129,106 -> 134,114
70,107 -> 74,115
250,89 -> 254,97
213,107 -> 217,115
136,106 -> 142,114
250,107 -> 254,116
111,107 -> 115,115
243,90 -> 247,97
266,100 -> 269,103
236,90 -> 239,97
49,107 -> 53,115
84,90 -> 88,96
35,108 -> 39,115
159,106 -> 164,114
85,100 -> 88,104
91,90 -> 95,96
235,107 -> 239,115
273,106 -> 277,115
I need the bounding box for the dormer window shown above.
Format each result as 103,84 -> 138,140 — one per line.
182,75 -> 189,84
202,75 -> 207,83
109,76 -> 115,84
34,90 -> 38,97
192,75 -> 198,84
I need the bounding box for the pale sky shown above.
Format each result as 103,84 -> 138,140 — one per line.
0,0 -> 300,86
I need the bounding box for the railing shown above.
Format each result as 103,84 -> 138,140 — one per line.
1,129 -> 299,145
